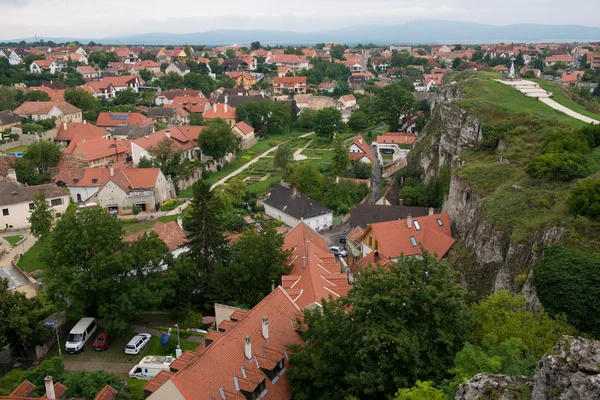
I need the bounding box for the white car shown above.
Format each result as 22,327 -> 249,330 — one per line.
329,246 -> 348,257
125,333 -> 152,355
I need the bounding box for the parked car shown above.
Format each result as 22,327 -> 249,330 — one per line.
329,246 -> 348,257
92,332 -> 115,351
339,233 -> 347,244
65,318 -> 97,354
125,333 -> 152,355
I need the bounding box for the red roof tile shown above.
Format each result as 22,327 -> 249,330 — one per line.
13,101 -> 80,116
273,76 -> 307,85
376,132 -> 416,145
203,103 -> 237,120
133,126 -> 203,152
93,385 -> 118,400
9,381 -> 35,397
96,112 -> 153,128
125,221 -> 186,251
64,137 -> 130,161
55,121 -> 110,141
348,134 -> 374,162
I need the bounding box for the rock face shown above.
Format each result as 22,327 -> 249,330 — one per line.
410,83 -> 564,306
456,373 -> 533,400
532,336 -> 600,400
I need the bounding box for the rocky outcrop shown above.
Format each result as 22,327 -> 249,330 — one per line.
532,336 -> 600,400
456,373 -> 533,400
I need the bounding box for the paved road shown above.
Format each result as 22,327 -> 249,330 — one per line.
63,360 -> 133,374
368,152 -> 383,204
539,98 -> 599,124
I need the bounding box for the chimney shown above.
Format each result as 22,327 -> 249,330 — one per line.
224,103 -> 228,113
63,122 -> 67,130
306,241 -> 310,262
177,215 -> 183,230
358,136 -> 362,144
244,336 -> 252,361
225,93 -> 229,104
83,120 -> 86,124
302,256 -> 306,269
109,164 -> 114,177
165,130 -> 171,138
429,207 -> 434,216
406,214 -> 412,228
44,376 -> 56,400
399,198 -> 403,207
262,317 -> 269,341
213,103 -> 217,113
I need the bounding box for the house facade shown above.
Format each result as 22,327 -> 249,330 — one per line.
0,181 -> 69,229
13,101 -> 82,124
263,184 -> 333,231
231,121 -> 257,150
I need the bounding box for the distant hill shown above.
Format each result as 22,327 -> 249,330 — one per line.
4,20 -> 600,45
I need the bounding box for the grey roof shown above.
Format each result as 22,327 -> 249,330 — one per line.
112,125 -> 154,138
264,184 -> 331,220
0,180 -> 68,206
147,108 -> 175,118
174,62 -> 190,72
376,180 -> 400,206
349,204 -> 432,228
0,110 -> 23,126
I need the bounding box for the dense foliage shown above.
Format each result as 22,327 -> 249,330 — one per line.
11,140 -> 62,185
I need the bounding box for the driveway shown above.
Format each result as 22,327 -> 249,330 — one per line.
63,360 -> 134,374
368,150 -> 383,204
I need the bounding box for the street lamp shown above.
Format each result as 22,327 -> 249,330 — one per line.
44,322 -> 61,357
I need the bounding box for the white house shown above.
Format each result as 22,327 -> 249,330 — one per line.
0,181 -> 69,230
263,184 -> 333,231
348,134 -> 374,164
13,101 -> 82,123
0,50 -> 23,65
30,59 -> 62,74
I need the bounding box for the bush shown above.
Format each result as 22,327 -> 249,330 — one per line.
160,200 -> 182,212
269,140 -> 281,147
526,152 -> 596,181
217,164 -> 222,171
568,178 -> 600,220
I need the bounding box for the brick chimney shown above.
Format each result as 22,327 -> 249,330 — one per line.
406,214 -> 412,228
399,198 -> 403,207
44,377 -> 56,400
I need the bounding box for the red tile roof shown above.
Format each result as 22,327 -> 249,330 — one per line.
13,101 -> 80,116
226,72 -> 255,81
233,121 -> 254,136
93,385 -> 118,400
27,86 -> 65,101
143,370 -> 175,395
348,134 -> 374,162
40,383 -> 67,399
64,137 -> 130,161
146,287 -> 304,400
55,121 -> 110,141
268,55 -> 306,64
361,213 -> 454,260
78,65 -> 97,74
273,76 -> 307,85
133,126 -> 203,152
125,221 -> 186,252
9,381 -> 35,397
282,223 -> 352,309
96,112 -> 153,128
376,132 -> 416,145
101,75 -> 140,88
203,103 -> 237,120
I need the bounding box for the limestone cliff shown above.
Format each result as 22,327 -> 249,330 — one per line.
456,373 -> 533,400
410,83 -> 564,307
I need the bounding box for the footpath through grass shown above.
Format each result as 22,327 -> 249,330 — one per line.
533,79 -> 600,121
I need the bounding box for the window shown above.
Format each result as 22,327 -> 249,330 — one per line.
29,203 -> 35,211
375,240 -> 378,250
410,236 -> 417,247
369,236 -> 372,247
414,221 -> 421,230
436,218 -> 443,226
51,198 -> 63,206
2,208 -> 8,216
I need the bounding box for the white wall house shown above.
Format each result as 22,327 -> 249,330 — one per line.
263,185 -> 333,231
0,183 -> 69,230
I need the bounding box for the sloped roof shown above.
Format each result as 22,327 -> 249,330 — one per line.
282,223 -> 352,308
376,179 -> 400,206
27,86 -> 65,101
273,76 -> 307,85
64,137 -> 130,161
96,112 -> 153,128
349,204 -> 432,228
361,213 -> 454,259
348,134 -> 373,162
125,221 -> 186,251
263,184 -> 331,220
0,179 -> 68,206
0,110 -> 22,126
133,126 -> 203,152
145,287 -> 304,400
55,122 -> 110,141
13,101 -> 81,116
203,103 -> 237,120
233,121 -> 254,136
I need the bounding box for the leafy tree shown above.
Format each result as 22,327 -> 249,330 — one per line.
329,45 -> 345,60
452,57 -> 462,69
395,381 -> 447,400
250,41 -> 261,50
189,113 -> 205,126
146,137 -> 187,179
209,223 -> 290,308
296,108 -> 318,131
64,87 -> 98,112
87,51 -> 119,69
0,86 -> 23,111
139,68 -> 153,82
568,178 -> 600,220
41,207 -> 170,335
331,135 -> 349,176
28,192 -> 54,240
350,160 -> 373,179
288,252 -> 471,399
11,140 -> 62,185
236,100 -> 291,135
198,120 -> 239,159
314,107 -> 344,140
526,152 -> 596,181
373,83 -> 414,132
323,179 -> 369,214
285,163 -> 325,201
347,110 -> 369,132
23,90 -> 50,102
0,278 -> 52,355
184,72 -> 215,95
225,49 -> 236,59
136,155 -> 154,168
274,144 -> 294,170
158,71 -> 185,90
534,245 -> 600,336
113,87 -> 139,105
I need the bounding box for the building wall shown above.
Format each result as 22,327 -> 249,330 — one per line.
131,142 -> 150,165
95,180 -> 157,214
264,203 -> 332,230
67,186 -> 100,203
0,195 -> 69,229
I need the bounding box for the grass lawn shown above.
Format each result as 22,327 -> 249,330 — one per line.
126,379 -> 145,400
3,234 -> 23,247
247,175 -> 282,194
17,240 -> 44,273
1,145 -> 28,154
534,79 -> 600,121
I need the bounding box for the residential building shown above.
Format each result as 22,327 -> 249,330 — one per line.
164,96 -> 211,114
263,184 -> 333,230
0,110 -> 22,131
76,65 -> 99,78
29,58 -> 63,74
349,203 -> 432,228
278,66 -> 294,77
144,287 -> 304,400
371,57 -> 391,72
111,125 -> 155,140
360,213 -> 454,261
544,54 -> 574,67
125,220 -> 188,258
374,180 -> 400,206
27,85 -> 65,101
375,132 -> 416,161
282,223 -> 352,308
273,76 -> 307,96
0,180 -> 69,229
203,103 -> 237,127
61,137 -> 130,168
337,94 -> 357,109
226,72 -> 257,89
591,54 -> 600,70
0,49 -> 23,65
266,54 -> 310,71
80,81 -> 116,99
231,121 -> 257,150
129,60 -> 161,75
13,101 -> 82,124
3,376 -> 117,400
154,89 -> 204,106
318,81 -> 336,93
222,58 -> 250,72
100,76 -> 142,93
131,126 -> 204,164
348,134 -> 374,163
96,112 -> 153,131
54,121 -> 110,147
165,62 -> 190,76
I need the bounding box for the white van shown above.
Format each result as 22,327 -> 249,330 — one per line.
124,333 -> 152,355
128,355 -> 174,379
65,318 -> 97,354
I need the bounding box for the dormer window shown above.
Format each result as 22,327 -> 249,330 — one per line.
410,236 -> 417,247
436,218 -> 443,226
414,221 -> 421,230
92,179 -> 98,184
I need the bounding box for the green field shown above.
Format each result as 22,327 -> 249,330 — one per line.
1,145 -> 28,154
533,79 -> 600,121
3,235 -> 23,247
122,214 -> 181,236
17,240 -> 44,273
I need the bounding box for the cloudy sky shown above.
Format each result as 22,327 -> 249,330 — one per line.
1,0 -> 599,40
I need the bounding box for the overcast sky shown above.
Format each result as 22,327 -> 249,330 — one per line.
1,0 -> 599,40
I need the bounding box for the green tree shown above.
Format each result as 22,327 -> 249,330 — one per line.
226,49 -> 236,59
158,71 -> 185,90
331,135 -> 350,176
11,141 -> 63,185
329,45 -> 345,60
139,68 -> 153,82
184,72 -> 215,95
0,86 -> 23,111
236,100 -> 292,134
347,110 -> 369,132
526,152 -> 596,181
250,41 -> 261,50
286,163 -> 325,200
395,381 -> 447,400
373,83 -> 414,132
452,57 -> 462,69
314,107 -> 343,140
209,222 -> 290,308
323,179 -> 369,214
288,252 -> 471,399
64,87 -> 99,112
350,160 -> 373,179
296,108 -> 318,131
23,90 -> 51,102
189,113 -> 205,126
28,192 -> 54,240
568,178 -> 600,220
113,87 -> 139,105
146,137 -> 187,179
198,120 -> 239,159
41,207 -> 170,335
0,278 -> 52,355
274,144 -> 294,170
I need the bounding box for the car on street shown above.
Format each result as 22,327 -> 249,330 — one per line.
125,333 -> 152,355
339,233 -> 347,244
329,246 -> 348,257
92,332 -> 115,351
